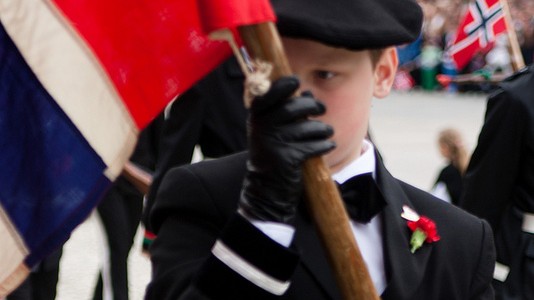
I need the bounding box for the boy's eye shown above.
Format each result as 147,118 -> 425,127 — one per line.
314,70 -> 336,80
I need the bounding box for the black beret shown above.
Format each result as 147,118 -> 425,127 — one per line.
271,0 -> 423,50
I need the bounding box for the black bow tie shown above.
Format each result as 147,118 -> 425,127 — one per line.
337,173 -> 386,223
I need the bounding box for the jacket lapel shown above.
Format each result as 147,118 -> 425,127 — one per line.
375,157 -> 433,299
291,153 -> 434,300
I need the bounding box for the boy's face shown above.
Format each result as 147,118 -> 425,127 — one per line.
282,38 -> 397,172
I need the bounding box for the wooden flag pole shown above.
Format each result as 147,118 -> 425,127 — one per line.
500,0 -> 525,71
238,22 -> 380,300
122,161 -> 153,195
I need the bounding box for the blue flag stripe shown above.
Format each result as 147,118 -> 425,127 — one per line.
0,21 -> 111,267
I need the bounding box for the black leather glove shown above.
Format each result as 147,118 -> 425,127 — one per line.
239,76 -> 335,224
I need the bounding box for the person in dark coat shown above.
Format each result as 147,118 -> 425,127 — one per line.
460,65 -> 534,300
92,128 -> 157,300
140,56 -> 247,251
431,128 -> 470,205
146,0 -> 496,299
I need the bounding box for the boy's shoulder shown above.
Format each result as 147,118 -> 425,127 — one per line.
186,151 -> 248,175
162,151 -> 249,196
151,152 -> 249,232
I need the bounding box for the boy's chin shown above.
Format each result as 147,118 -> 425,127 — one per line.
323,152 -> 346,174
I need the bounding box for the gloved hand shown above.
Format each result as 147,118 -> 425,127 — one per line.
239,76 -> 335,224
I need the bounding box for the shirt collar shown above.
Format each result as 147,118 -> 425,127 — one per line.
332,139 -> 376,184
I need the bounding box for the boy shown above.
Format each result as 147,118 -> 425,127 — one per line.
146,0 -> 495,299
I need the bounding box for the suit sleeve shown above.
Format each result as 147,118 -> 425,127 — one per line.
460,90 -> 528,231
469,220 -> 496,300
146,167 -> 299,300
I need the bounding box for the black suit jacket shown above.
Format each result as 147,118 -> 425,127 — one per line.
147,152 -> 495,299
460,65 -> 534,299
461,65 -> 534,230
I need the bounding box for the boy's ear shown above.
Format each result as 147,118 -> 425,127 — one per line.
373,47 -> 398,99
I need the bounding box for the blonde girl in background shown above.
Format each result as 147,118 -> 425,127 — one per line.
431,128 -> 470,205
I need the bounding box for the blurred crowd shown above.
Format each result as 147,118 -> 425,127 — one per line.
394,0 -> 534,92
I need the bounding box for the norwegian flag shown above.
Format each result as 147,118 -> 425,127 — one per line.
447,0 -> 507,70
0,0 -> 274,295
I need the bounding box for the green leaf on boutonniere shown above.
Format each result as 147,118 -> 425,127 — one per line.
410,228 -> 426,253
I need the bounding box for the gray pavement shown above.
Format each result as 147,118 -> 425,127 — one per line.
56,90 -> 488,300
370,90 -> 487,190
57,213 -> 150,300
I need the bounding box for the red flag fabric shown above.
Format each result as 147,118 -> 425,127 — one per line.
199,0 -> 276,34
447,0 -> 507,70
52,0 -> 274,129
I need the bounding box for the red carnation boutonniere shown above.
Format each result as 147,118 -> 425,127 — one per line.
401,206 -> 440,253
